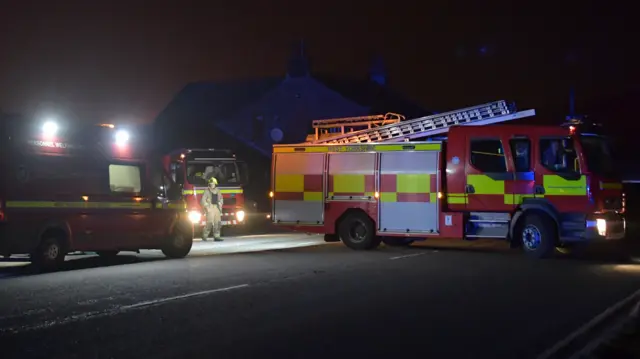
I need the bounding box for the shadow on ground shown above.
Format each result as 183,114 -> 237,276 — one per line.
0,254 -> 164,278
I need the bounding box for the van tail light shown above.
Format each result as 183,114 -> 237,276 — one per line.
0,198 -> 5,222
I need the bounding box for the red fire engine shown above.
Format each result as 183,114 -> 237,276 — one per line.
0,119 -> 193,270
270,100 -> 626,258
162,149 -> 249,236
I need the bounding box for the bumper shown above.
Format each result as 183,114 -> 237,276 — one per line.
560,212 -> 625,243
585,213 -> 626,241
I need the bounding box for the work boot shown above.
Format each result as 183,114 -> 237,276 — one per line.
214,238 -> 223,242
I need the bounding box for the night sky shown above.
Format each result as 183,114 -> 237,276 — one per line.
1,2 -> 636,150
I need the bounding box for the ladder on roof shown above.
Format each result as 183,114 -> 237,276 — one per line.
306,113 -> 405,142
310,100 -> 536,144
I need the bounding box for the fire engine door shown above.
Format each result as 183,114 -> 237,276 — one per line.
534,136 -> 588,212
465,137 -> 514,212
508,137 -> 536,208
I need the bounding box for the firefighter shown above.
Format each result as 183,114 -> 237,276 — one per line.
201,177 -> 224,242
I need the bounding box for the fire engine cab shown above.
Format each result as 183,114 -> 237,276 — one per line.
162,148 -> 249,236
270,100 -> 626,258
0,119 -> 193,270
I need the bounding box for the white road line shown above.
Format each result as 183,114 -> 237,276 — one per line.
122,284 -> 249,310
0,284 -> 249,335
536,287 -> 640,359
389,252 -> 428,260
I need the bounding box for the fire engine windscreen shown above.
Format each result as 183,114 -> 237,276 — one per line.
185,160 -> 245,186
579,135 -> 615,176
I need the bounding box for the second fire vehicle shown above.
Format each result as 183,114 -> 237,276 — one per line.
270,100 -> 625,258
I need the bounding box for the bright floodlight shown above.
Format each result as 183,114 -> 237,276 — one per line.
42,121 -> 58,136
115,130 -> 130,146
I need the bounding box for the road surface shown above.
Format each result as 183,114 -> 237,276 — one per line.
1,235 -> 640,359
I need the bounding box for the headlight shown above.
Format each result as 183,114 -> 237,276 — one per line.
188,210 -> 202,224
596,218 -> 606,236
236,210 -> 245,222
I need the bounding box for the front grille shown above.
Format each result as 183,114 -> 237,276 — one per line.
224,197 -> 236,206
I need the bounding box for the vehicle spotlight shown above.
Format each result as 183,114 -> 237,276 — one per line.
235,210 -> 246,222
42,121 -> 58,136
115,130 -> 130,146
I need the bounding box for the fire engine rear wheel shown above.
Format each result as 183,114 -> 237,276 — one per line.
31,236 -> 66,271
162,229 -> 193,259
520,213 -> 557,259
339,212 -> 380,250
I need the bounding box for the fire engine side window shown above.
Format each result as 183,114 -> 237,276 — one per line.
540,137 -> 578,172
470,139 -> 507,172
509,138 -> 531,172
170,162 -> 184,186
109,164 -> 142,194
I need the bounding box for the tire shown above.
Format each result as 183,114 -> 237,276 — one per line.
162,228 -> 193,259
519,213 -> 557,259
338,211 -> 380,250
382,237 -> 414,247
31,236 -> 66,271
96,251 -> 120,258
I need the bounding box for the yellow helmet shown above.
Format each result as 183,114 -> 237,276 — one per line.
208,177 -> 218,185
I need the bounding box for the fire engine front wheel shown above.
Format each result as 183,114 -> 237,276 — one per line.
519,213 -> 557,259
31,236 -> 66,271
338,212 -> 381,250
162,229 -> 193,259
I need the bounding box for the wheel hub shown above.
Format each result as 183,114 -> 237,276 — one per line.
522,225 -> 541,251
349,221 -> 367,243
173,235 -> 184,247
45,244 -> 60,260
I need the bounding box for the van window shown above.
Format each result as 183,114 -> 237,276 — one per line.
470,139 -> 507,172
109,164 -> 142,193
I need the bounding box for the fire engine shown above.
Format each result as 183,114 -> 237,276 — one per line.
162,148 -> 249,236
0,119 -> 194,270
270,100 -> 626,258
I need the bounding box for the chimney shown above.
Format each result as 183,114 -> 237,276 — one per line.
369,55 -> 386,86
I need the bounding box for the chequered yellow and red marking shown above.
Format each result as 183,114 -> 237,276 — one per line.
328,174 -> 375,198
450,174 -> 587,207
379,173 -> 438,203
273,174 -> 324,201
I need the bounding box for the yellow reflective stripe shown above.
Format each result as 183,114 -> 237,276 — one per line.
303,192 -> 323,201
333,174 -> 364,193
220,189 -> 243,194
182,189 -> 243,195
374,143 -> 441,151
505,194 -> 536,205
273,146 -> 329,153
429,193 -> 437,202
380,192 -> 397,202
600,182 -> 622,190
396,174 -> 430,193
275,174 -> 304,192
466,175 -> 504,195
273,143 -> 441,153
447,193 -> 468,204
6,201 -> 152,209
167,202 -> 187,209
543,175 -> 587,196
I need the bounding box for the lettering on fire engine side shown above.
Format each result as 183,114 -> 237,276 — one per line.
334,145 -> 375,153
27,140 -> 83,150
